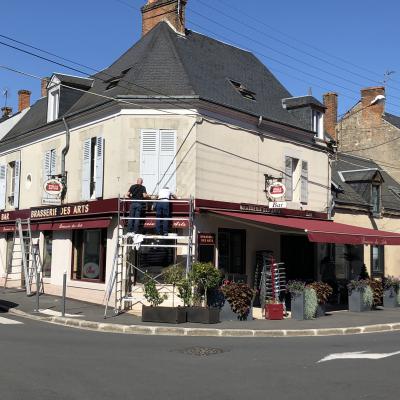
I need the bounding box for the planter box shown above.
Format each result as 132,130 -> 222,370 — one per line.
383,289 -> 398,308
142,305 -> 186,324
291,293 -> 305,320
348,291 -> 371,312
220,301 -> 237,321
315,304 -> 326,318
186,307 -> 220,324
265,303 -> 284,320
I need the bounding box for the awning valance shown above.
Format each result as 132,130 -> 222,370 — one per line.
211,211 -> 400,245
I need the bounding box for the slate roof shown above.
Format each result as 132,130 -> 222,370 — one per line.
340,169 -> 381,182
383,112 -> 400,129
332,153 -> 400,212
282,95 -> 325,110
52,73 -> 93,89
2,22 -> 317,148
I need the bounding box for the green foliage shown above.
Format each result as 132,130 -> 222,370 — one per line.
367,279 -> 383,307
384,276 -> 400,291
220,281 -> 255,321
176,277 -> 193,307
307,282 -> 333,305
190,262 -> 221,306
164,264 -> 185,286
304,287 -> 318,320
143,274 -> 167,307
347,279 -> 370,293
287,280 -> 306,296
363,286 -> 374,308
359,264 -> 369,280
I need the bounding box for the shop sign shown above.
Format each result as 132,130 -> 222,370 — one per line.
43,178 -> 63,196
267,182 -> 286,199
42,197 -> 61,206
198,233 -> 215,245
144,220 -> 189,228
240,203 -> 281,215
268,201 -> 287,209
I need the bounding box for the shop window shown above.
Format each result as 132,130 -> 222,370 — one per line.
218,228 -> 246,281
42,231 -> 53,278
72,229 -> 106,282
371,245 -> 384,277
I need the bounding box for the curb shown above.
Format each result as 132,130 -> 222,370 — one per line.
3,305 -> 400,337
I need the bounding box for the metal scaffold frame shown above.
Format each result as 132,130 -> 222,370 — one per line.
104,196 -> 194,318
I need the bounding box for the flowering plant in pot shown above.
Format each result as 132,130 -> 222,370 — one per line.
220,280 -> 255,321
383,276 -> 400,308
141,273 -> 186,324
287,280 -> 319,320
347,279 -> 373,312
186,262 -> 222,323
307,282 -> 333,317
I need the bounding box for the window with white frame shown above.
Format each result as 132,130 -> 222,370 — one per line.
82,136 -> 104,200
43,149 -> 57,180
0,160 -> 21,209
284,156 -> 308,204
47,89 -> 60,122
312,109 -> 324,139
140,129 -> 177,195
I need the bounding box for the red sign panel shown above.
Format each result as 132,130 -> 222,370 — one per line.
198,233 -> 215,245
50,218 -> 111,231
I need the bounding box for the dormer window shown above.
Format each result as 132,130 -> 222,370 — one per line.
47,75 -> 61,123
371,183 -> 381,215
229,80 -> 256,101
312,109 -> 323,138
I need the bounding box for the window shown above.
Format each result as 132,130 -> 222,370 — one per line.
42,231 -> 53,278
82,136 -> 104,200
43,149 -> 57,179
371,184 -> 381,215
7,160 -> 20,208
229,80 -> 256,101
104,68 -> 131,91
72,229 -> 107,282
47,89 -> 60,122
312,109 -> 323,138
284,156 -> 308,203
371,245 -> 384,277
218,228 -> 246,281
140,129 -> 176,195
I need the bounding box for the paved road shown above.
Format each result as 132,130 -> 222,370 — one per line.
1,314 -> 399,400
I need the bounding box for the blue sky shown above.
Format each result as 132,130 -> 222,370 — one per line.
1,0 -> 400,117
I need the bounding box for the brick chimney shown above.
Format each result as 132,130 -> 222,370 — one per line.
41,77 -> 50,98
1,107 -> 12,119
18,90 -> 31,112
141,0 -> 187,36
323,92 -> 338,140
361,86 -> 385,126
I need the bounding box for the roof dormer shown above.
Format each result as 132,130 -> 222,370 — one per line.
47,75 -> 61,123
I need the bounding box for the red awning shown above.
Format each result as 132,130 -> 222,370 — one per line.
45,218 -> 111,231
0,224 -> 38,233
211,211 -> 400,245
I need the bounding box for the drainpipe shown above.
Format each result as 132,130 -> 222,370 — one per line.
61,117 -> 70,199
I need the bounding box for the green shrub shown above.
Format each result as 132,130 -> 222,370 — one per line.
143,274 -> 167,307
363,286 -> 373,308
220,281 -> 255,320
176,277 -> 193,307
304,287 -> 318,319
164,264 -> 185,307
190,262 -> 221,306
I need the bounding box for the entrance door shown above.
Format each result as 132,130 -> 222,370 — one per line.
218,228 -> 246,281
281,235 -> 315,282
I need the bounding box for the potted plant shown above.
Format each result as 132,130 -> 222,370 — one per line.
347,280 -> 373,312
367,278 -> 383,308
308,282 -> 333,317
383,276 -> 400,308
141,274 -> 186,323
163,264 -> 185,307
287,281 -> 319,320
186,262 -> 221,324
220,280 -> 256,321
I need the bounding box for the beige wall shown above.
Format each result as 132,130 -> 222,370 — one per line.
196,119 -> 329,212
335,210 -> 400,276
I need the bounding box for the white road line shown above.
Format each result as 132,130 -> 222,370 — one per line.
39,309 -> 84,318
318,350 -> 400,363
0,316 -> 23,325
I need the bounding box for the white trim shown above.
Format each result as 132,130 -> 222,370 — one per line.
119,108 -> 197,116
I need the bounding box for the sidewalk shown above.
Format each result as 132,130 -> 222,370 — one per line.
1,288 -> 400,337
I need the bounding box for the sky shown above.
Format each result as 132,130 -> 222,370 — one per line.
1,0 -> 400,117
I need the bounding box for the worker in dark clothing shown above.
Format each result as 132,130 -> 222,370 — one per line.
126,178 -> 149,234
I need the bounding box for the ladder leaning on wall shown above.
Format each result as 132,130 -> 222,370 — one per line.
3,218 -> 44,296
104,196 -> 194,317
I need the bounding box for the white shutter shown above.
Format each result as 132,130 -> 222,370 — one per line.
95,136 -> 104,198
284,156 -> 293,201
82,139 -> 91,200
158,130 -> 177,192
13,160 -> 21,208
43,150 -> 51,181
140,130 -> 159,195
0,165 -> 6,210
301,160 -> 308,204
50,149 -> 57,175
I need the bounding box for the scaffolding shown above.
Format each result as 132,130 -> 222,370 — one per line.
104,196 -> 194,317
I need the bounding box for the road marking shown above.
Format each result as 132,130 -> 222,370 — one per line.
39,309 -> 84,318
0,316 -> 23,325
318,350 -> 400,363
